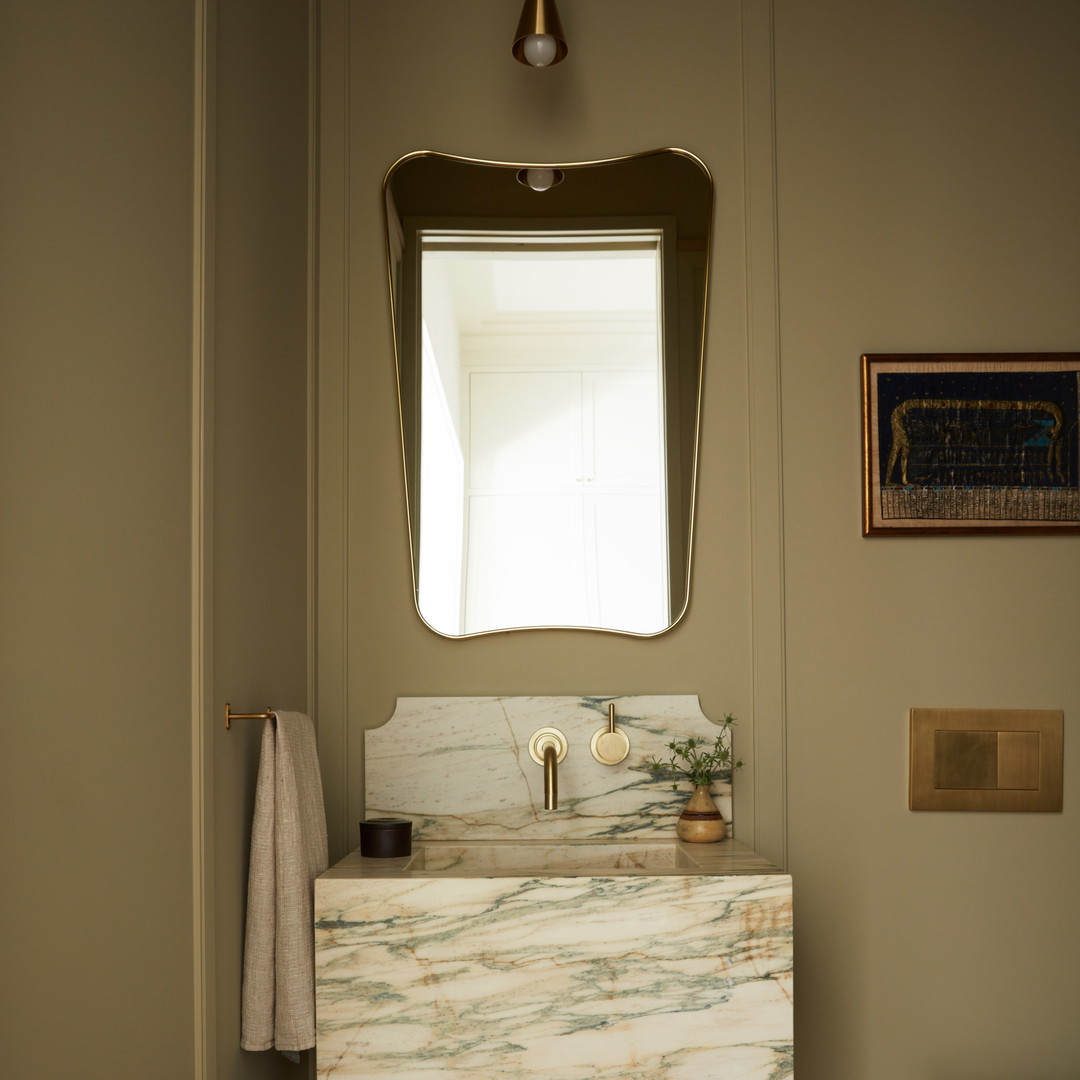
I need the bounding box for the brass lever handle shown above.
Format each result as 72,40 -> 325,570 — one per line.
590,702 -> 630,765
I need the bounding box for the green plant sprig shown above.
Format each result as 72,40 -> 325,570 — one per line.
646,713 -> 743,791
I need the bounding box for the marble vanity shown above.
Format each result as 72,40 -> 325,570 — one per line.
315,697 -> 793,1079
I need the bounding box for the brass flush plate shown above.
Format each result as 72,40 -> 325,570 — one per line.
910,708 -> 1063,812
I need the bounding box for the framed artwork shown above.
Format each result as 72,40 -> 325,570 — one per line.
862,353 -> 1080,535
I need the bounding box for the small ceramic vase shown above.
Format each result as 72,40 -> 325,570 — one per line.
676,784 -> 727,843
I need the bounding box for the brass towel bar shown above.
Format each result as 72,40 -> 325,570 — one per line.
224,703 -> 276,731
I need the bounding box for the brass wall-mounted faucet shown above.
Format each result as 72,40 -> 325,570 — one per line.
528,728 -> 568,810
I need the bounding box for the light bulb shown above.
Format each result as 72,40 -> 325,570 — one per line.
525,168 -> 556,192
522,33 -> 557,67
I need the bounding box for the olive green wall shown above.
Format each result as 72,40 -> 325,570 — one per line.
317,0 -> 770,859
0,2 -> 311,1078
776,2 -> 1080,1077
0,2 -> 197,1077
319,1 -> 1079,1078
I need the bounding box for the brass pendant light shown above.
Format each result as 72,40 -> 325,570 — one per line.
512,0 -> 568,67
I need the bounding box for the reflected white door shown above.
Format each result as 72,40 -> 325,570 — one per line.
464,370 -> 667,633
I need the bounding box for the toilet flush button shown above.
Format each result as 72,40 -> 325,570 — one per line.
909,708 -> 1062,812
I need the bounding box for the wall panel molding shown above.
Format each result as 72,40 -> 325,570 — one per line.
742,0 -> 788,869
316,0 -> 351,862
190,0 -> 216,1074
315,0 -> 787,871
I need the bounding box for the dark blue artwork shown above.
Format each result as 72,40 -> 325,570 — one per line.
876,370 -> 1079,490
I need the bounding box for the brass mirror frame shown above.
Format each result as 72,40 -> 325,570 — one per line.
384,148 -> 713,638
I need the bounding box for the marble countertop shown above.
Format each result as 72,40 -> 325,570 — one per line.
320,837 -> 783,880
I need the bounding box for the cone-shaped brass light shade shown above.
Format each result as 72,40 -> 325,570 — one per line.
512,0 -> 568,66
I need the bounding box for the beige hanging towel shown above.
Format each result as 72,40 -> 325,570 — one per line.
241,711 -> 328,1054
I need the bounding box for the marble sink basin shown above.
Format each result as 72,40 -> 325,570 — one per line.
315,836 -> 793,1079
404,838 -> 704,874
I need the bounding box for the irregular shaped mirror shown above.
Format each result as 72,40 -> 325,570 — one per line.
385,149 -> 711,637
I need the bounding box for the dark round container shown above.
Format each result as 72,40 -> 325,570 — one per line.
359,817 -> 412,858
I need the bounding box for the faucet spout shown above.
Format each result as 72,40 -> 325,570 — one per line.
528,727 -> 568,811
543,742 -> 559,810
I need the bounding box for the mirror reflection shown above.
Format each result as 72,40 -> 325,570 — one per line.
385,150 -> 712,637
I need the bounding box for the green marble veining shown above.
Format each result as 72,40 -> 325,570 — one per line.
317,871 -> 793,1078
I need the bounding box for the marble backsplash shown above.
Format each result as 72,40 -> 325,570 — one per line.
364,695 -> 738,840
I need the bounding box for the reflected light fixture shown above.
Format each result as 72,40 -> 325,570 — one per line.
516,167 -> 565,192
512,0 -> 568,67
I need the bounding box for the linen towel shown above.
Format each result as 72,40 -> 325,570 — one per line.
241,711 -> 329,1054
